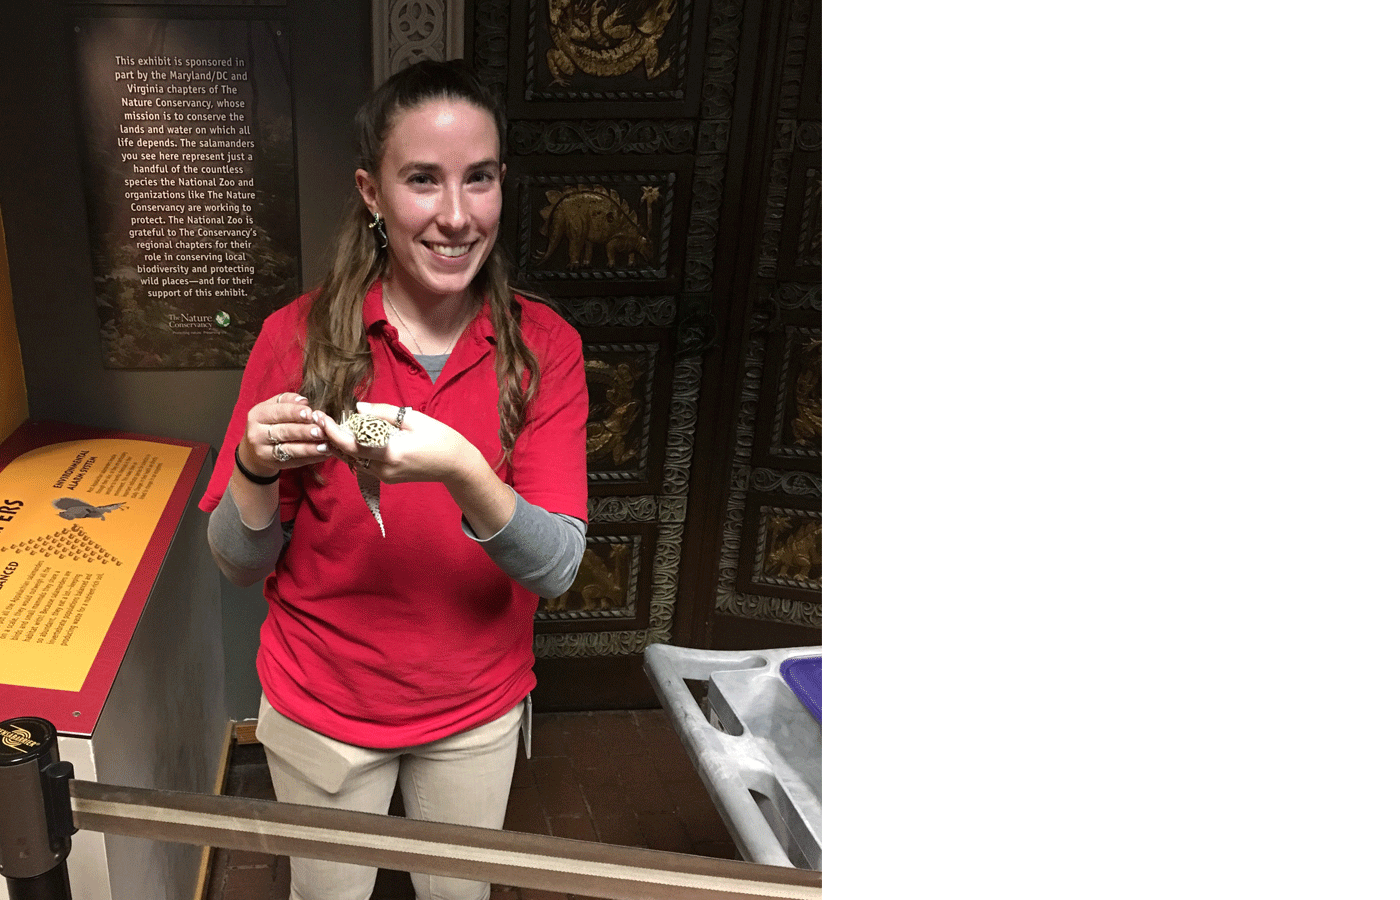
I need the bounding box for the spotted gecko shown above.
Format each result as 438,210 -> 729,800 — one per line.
341,411 -> 399,536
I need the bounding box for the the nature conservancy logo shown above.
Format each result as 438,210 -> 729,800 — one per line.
168,311 -> 229,334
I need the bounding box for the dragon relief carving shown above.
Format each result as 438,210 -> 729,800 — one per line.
546,0 -> 677,85
544,542 -> 630,613
586,358 -> 642,466
764,514 -> 822,585
537,184 -> 658,270
789,337 -> 822,447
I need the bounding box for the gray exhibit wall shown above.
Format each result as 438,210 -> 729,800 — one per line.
0,1 -> 373,718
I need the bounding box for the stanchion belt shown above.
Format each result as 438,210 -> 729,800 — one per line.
69,780 -> 821,900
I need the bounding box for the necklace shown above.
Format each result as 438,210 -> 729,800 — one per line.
383,285 -> 469,357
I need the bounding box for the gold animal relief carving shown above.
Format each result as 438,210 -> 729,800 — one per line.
544,541 -> 631,614
788,337 -> 821,448
546,0 -> 678,85
762,513 -> 821,587
537,185 -> 658,270
586,358 -> 642,466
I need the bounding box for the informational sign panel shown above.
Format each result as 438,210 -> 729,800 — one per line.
0,421 -> 207,730
72,15 -> 300,369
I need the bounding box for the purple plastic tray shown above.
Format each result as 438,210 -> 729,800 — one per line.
780,655 -> 822,723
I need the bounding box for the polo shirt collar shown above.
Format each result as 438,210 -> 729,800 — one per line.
363,279 -> 497,343
364,280 -> 500,382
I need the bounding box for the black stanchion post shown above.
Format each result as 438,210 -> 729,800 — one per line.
0,718 -> 75,900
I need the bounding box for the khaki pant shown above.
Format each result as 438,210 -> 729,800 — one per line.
256,695 -> 523,900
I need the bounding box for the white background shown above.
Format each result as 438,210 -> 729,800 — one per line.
826,3 -> 1400,895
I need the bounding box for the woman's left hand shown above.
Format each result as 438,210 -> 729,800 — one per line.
316,402 -> 484,489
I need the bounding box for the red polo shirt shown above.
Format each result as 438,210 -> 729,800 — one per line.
200,282 -> 588,747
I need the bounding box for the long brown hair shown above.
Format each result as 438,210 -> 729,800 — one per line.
299,59 -> 540,472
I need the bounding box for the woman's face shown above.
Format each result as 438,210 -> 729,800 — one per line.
356,98 -> 504,304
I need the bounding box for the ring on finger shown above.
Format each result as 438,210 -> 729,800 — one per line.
395,405 -> 410,429
273,443 -> 292,463
266,424 -> 276,445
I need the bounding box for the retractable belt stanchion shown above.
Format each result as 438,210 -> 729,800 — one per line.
0,718 -> 76,900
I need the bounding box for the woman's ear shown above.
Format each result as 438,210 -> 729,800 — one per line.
355,168 -> 378,213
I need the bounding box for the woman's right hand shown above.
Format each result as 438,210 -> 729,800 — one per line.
239,392 -> 334,478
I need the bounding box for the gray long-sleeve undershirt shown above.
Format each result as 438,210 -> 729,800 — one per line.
207,486 -> 586,598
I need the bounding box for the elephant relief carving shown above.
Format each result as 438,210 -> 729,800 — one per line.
537,185 -> 657,270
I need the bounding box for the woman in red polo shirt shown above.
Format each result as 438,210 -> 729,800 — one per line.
200,59 -> 588,900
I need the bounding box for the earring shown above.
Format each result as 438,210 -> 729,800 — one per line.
368,212 -> 388,251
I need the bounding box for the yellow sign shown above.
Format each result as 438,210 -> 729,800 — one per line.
0,438 -> 192,690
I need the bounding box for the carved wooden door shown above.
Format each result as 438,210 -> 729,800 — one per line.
376,0 -> 820,707
680,0 -> 821,657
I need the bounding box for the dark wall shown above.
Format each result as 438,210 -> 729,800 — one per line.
0,1 -> 372,717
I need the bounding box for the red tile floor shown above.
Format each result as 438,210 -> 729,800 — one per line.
202,709 -> 739,900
